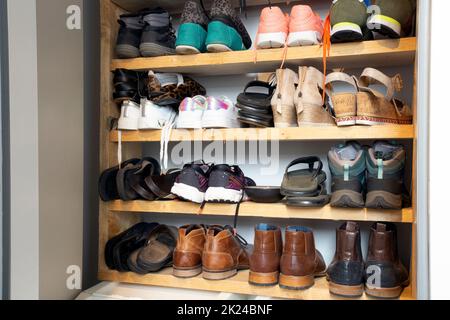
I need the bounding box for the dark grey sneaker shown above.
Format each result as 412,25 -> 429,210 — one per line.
365,141 -> 408,210
140,8 -> 176,57
116,12 -> 145,58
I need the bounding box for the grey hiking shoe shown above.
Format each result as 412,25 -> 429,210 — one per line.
368,0 -> 417,38
328,142 -> 366,208
116,12 -> 146,58
365,141 -> 408,210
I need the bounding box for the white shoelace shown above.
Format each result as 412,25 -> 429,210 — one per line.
159,113 -> 178,171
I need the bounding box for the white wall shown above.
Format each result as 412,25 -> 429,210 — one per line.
143,0 -> 415,270
429,0 -> 450,300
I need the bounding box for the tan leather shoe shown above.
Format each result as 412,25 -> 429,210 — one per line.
202,226 -> 252,280
279,226 -> 326,290
173,225 -> 207,278
355,68 -> 413,125
295,66 -> 335,126
249,224 -> 283,286
271,68 -> 298,128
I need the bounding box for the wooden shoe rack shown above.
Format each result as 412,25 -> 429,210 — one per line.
99,0 -> 419,300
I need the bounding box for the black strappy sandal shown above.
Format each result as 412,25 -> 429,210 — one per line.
99,158 -> 140,201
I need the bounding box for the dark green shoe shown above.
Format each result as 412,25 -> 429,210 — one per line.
368,0 -> 416,38
176,1 -> 209,55
205,0 -> 252,52
330,0 -> 368,43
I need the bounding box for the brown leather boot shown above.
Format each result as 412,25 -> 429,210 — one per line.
280,226 -> 326,290
249,224 -> 283,286
327,222 -> 365,297
173,225 -> 207,278
202,226 -> 251,280
365,222 -> 409,299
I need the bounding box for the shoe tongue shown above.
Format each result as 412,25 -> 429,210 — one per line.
345,221 -> 358,232
333,143 -> 360,161
373,142 -> 402,161
155,73 -> 180,87
376,223 -> 387,232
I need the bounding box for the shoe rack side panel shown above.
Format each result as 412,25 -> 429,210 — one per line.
98,0 -> 142,276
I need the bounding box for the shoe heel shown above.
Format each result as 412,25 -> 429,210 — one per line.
176,23 -> 207,54
329,282 -> 364,297
206,21 -> 244,52
331,22 -> 363,42
249,271 -> 279,286
365,284 -> 403,299
203,269 -> 237,280
173,266 -> 203,278
367,14 -> 401,38
279,274 -> 315,290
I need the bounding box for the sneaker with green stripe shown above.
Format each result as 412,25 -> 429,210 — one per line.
368,0 -> 416,38
330,0 -> 369,43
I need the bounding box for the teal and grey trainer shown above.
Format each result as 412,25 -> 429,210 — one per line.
176,1 -> 209,55
368,0 -> 417,38
328,142 -> 366,208
366,141 -> 406,210
205,0 -> 252,52
330,0 -> 368,43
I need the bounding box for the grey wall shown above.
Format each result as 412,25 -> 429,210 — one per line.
36,0 -> 84,299
7,0 -> 40,300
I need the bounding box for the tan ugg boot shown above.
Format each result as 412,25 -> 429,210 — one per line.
271,68 -> 298,128
294,67 -> 335,127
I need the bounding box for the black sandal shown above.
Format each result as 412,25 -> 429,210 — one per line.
281,157 -> 331,207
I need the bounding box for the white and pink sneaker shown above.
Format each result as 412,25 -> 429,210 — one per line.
176,96 -> 207,129
202,96 -> 240,128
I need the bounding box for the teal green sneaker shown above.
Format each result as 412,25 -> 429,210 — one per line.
205,0 -> 252,52
368,0 -> 416,38
176,1 -> 209,55
330,0 -> 370,43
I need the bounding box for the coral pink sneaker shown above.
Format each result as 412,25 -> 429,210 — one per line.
287,5 -> 324,47
256,6 -> 289,49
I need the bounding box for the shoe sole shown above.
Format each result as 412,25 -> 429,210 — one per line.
176,45 -> 201,55
177,111 -> 204,129
329,281 -> 364,298
140,43 -> 176,57
203,268 -> 238,280
365,280 -> 409,299
118,117 -> 139,130
287,31 -> 321,47
205,187 -> 243,203
331,22 -> 363,43
171,183 -> 205,204
365,191 -> 402,210
279,274 -> 315,290
116,44 -> 140,59
206,44 -> 232,53
248,271 -> 279,286
367,14 -> 401,38
202,111 -> 241,129
335,116 -> 357,126
256,32 -> 287,49
355,116 -> 412,126
330,190 -> 365,208
173,266 -> 202,278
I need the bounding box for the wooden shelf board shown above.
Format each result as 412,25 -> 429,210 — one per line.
111,38 -> 416,75
110,125 -> 415,143
109,201 -> 415,223
98,269 -> 414,300
112,0 -> 300,14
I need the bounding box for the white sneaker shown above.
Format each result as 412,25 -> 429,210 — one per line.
202,96 -> 240,128
176,95 -> 207,129
118,100 -> 140,130
138,99 -> 177,130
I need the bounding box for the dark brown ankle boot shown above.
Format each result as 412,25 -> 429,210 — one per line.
365,222 -> 409,298
327,222 -> 365,297
249,224 -> 283,286
279,226 -> 326,290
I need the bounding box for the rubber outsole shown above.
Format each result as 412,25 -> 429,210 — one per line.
140,43 -> 175,57
330,190 -> 365,208
116,44 -> 140,59
365,191 -> 402,210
